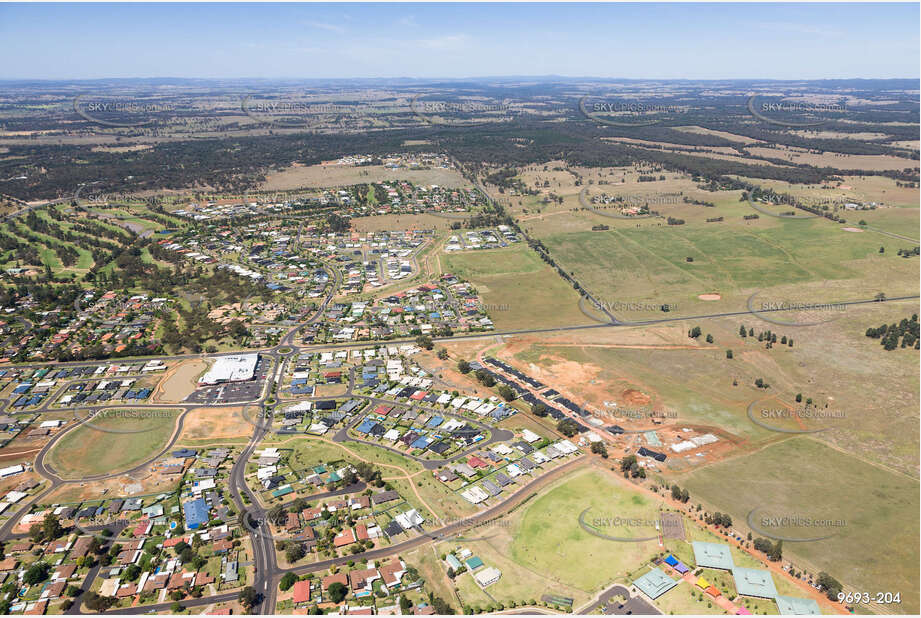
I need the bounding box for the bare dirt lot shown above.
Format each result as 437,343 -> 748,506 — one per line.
350,213 -> 460,232
179,406 -> 255,441
746,145 -> 918,172
42,472 -> 181,506
0,471 -> 42,496
153,359 -> 209,402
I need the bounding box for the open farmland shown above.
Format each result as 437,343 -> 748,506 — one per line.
681,437 -> 921,613
441,242 -> 592,330
540,215 -> 917,322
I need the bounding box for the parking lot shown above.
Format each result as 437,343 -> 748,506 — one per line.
583,585 -> 660,616
185,357 -> 270,403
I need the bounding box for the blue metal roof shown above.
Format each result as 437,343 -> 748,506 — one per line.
183,498 -> 209,530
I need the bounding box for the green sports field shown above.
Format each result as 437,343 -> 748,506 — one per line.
507,467 -> 662,592
47,408 -> 181,478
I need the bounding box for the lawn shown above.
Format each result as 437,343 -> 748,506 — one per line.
47,408 -> 181,478
681,436 -> 921,613
652,581 -> 727,615
453,569 -> 495,611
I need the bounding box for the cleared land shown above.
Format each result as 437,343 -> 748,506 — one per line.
153,359 -> 208,402
261,162 -> 470,190
505,298 -> 919,476
746,145 -> 918,172
179,405 -> 255,441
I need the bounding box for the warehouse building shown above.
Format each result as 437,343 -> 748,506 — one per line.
198,353 -> 259,385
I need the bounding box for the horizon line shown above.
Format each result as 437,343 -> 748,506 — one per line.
2,76 -> 919,83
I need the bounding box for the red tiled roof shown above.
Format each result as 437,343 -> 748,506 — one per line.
321,572 -> 348,590
379,558 -> 405,587
0,558 -> 18,571
143,574 -> 169,593
301,507 -> 322,521
292,580 -> 311,604
348,568 -> 378,592
212,539 -> 233,553
24,600 -> 47,615
333,528 -> 356,547
167,572 -> 188,590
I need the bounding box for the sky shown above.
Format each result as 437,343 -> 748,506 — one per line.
2,2 -> 919,80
